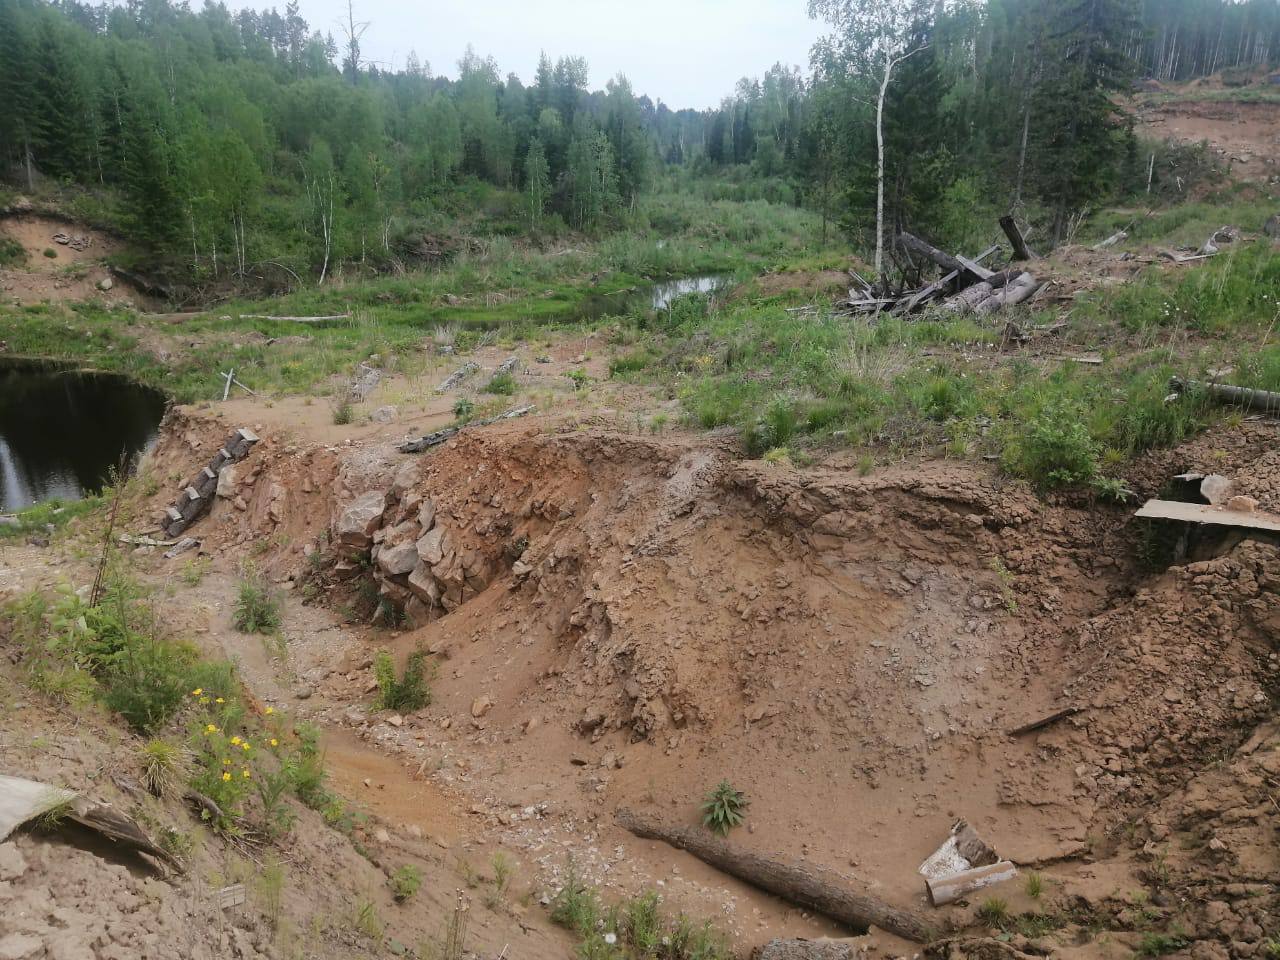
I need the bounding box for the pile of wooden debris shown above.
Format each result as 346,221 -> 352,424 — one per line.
839,219 -> 1042,318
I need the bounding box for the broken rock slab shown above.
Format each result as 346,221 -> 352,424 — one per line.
336,490 -> 388,555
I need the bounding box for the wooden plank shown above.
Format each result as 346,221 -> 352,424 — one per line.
925,861 -> 1018,907
954,255 -> 995,281
1135,499 -> 1280,533
217,883 -> 247,909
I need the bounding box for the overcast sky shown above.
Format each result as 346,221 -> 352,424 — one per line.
264,0 -> 826,110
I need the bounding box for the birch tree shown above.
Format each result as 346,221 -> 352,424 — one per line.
809,0 -> 932,282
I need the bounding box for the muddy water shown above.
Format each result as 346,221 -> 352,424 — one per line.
0,360 -> 166,511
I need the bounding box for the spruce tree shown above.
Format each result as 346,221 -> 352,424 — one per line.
1029,0 -> 1140,242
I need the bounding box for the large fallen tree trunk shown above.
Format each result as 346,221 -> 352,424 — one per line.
974,272 -> 1039,314
939,281 -> 994,313
614,808 -> 932,943
1169,377 -> 1280,414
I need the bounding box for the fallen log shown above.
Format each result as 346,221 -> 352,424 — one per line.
897,232 -> 994,282
999,216 -> 1037,260
893,245 -> 999,315
239,313 -> 352,323
940,282 -> 994,313
399,404 -> 535,454
1093,230 -> 1128,250
974,272 -> 1039,314
1169,376 -> 1280,414
614,808 -> 932,942
436,361 -> 478,393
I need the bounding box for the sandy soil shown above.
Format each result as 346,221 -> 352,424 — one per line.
1134,81 -> 1280,185
0,214 -> 147,307
19,369 -> 1261,959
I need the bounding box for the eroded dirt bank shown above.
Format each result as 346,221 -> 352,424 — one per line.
41,400 -> 1265,958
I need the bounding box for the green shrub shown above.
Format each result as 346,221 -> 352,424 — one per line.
390,864 -> 423,902
95,605 -> 196,734
453,396 -> 475,420
701,781 -> 748,836
43,247 -> 57,259
1009,402 -> 1099,490
609,351 -> 651,377
233,572 -> 282,634
332,399 -> 354,425
484,371 -> 516,395
0,236 -> 26,267
374,650 -> 432,711
550,864 -> 601,937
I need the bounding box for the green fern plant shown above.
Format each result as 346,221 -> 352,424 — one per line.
701,781 -> 748,836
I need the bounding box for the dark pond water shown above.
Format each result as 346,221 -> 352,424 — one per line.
574,274 -> 728,322
0,360 -> 167,512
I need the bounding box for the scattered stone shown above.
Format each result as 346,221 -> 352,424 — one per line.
374,828 -> 391,843
471,696 -> 492,718
1265,213 -> 1280,239
294,684 -> 314,700
386,714 -> 403,727
0,843 -> 27,881
371,405 -> 398,423
522,717 -> 539,734
1226,495 -> 1259,513
96,277 -> 113,292
0,933 -> 43,960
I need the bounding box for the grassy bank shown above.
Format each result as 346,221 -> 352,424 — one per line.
0,194 -> 829,404
610,241 -> 1280,491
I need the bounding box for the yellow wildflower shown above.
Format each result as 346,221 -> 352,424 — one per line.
241,769 -> 250,779
222,758 -> 231,765
191,688 -> 203,697
241,742 -> 251,752
215,698 -> 225,704
269,738 -> 278,747
230,736 -> 241,746
199,697 -> 210,705
205,723 -> 217,733
221,772 -> 231,782
264,707 -> 274,715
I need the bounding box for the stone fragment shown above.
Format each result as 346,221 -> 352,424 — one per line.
0,934 -> 43,960
0,843 -> 27,881
416,526 -> 452,566
336,491 -> 387,552
471,696 -> 492,718
378,541 -> 419,577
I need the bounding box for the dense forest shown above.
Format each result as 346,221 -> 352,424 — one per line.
0,0 -> 1277,285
